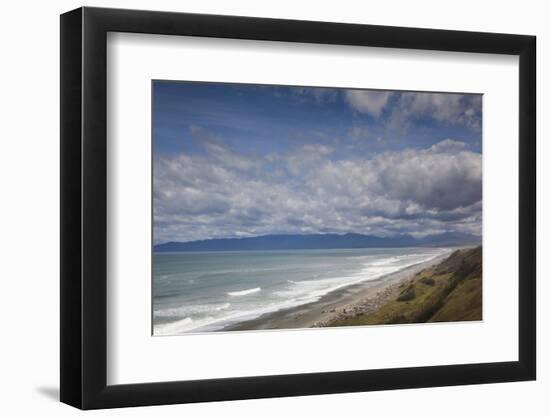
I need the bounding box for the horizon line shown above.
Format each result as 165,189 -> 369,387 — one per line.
154,230 -> 481,246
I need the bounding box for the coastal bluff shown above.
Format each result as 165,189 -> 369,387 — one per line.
328,246 -> 482,326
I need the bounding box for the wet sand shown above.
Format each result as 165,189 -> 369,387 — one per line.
222,252 -> 451,331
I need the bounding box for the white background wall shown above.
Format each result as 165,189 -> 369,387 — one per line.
0,0 -> 545,415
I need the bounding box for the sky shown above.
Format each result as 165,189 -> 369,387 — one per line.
153,81 -> 482,244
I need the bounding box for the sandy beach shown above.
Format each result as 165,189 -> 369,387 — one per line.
222,251 -> 452,332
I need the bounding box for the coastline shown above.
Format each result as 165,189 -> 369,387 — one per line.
221,250 -> 455,332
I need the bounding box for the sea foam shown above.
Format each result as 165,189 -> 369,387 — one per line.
227,287 -> 261,296
153,247 -> 452,335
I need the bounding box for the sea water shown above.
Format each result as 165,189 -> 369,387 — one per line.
153,247 -> 450,334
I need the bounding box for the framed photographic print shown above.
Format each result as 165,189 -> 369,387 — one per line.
60,6 -> 536,409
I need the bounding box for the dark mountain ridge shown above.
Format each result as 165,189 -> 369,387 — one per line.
154,232 -> 480,252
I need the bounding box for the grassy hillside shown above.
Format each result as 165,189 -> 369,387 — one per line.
330,246 -> 482,327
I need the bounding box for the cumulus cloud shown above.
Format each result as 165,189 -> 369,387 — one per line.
286,88 -> 481,130
345,90 -> 393,118
430,138 -> 467,153
154,137 -> 482,243
389,92 -> 482,131
304,143 -> 481,217
285,144 -> 334,176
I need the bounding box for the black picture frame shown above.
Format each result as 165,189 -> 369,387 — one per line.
60,6 -> 536,410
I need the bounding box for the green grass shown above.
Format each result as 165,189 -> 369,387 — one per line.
419,276 -> 435,286
396,285 -> 416,301
429,277 -> 482,322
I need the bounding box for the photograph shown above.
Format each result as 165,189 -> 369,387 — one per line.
152,81 -> 483,335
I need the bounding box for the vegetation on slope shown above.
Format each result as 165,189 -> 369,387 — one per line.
331,246 -> 482,327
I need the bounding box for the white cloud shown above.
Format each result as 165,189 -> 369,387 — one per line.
429,138 -> 467,153
305,142 -> 481,216
154,138 -> 482,243
285,144 -> 334,176
388,92 -> 482,131
344,90 -> 392,118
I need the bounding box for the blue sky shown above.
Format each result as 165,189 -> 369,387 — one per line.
153,81 -> 482,244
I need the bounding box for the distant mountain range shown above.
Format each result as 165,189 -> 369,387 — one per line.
154,232 -> 481,252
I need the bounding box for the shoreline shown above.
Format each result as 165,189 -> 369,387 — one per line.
221,250 -> 455,332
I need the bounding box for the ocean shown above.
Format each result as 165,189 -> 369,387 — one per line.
152,247 -> 450,335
